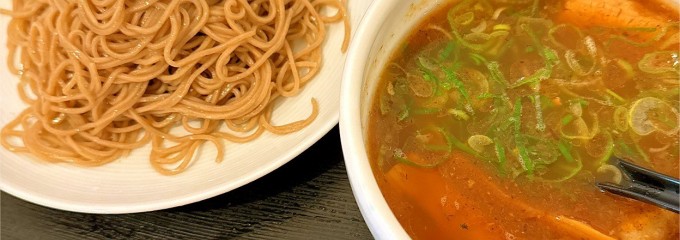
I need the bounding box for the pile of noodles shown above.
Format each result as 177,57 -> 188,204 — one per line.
0,0 -> 349,175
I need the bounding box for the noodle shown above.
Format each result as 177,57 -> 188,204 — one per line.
0,0 -> 350,175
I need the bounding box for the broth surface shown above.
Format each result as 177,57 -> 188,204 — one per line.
367,0 -> 680,239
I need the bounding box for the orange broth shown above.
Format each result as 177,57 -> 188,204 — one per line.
367,0 -> 680,239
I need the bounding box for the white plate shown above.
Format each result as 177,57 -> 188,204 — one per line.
0,1 -> 372,214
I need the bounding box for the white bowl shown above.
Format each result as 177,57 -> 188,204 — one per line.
340,0 -> 447,238
0,1 -> 372,213
340,0 -> 679,239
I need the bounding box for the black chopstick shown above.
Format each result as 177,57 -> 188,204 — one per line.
595,156 -> 679,214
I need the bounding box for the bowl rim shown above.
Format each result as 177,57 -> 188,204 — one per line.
340,0 -> 680,238
339,0 -> 410,239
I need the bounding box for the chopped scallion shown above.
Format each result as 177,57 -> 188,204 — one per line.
493,24 -> 511,31
561,114 -> 574,126
605,89 -> 625,103
494,140 -> 507,174
439,41 -> 457,60
557,140 -> 574,162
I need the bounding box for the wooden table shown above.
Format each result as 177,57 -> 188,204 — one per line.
1,126 -> 373,239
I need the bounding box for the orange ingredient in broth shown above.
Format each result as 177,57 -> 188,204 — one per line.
367,0 -> 679,239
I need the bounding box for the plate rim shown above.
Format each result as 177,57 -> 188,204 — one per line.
0,118 -> 338,214
0,0 -> 363,213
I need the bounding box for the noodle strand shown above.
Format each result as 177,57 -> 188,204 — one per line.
1,0 -> 349,175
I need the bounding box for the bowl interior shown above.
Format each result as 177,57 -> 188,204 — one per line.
361,0 -> 448,130
344,0 -> 679,239
341,0 -> 447,239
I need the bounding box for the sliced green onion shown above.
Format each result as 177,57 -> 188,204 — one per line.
442,66 -> 470,101
573,98 -> 590,107
444,130 -> 478,156
565,50 -> 595,76
494,139 -> 507,174
394,127 -> 455,168
512,98 -> 523,132
418,127 -> 453,152
542,47 -> 560,67
584,36 -> 598,56
595,133 -> 615,165
418,56 -> 438,71
613,106 -> 629,132
477,92 -> 499,99
629,97 -> 680,135
416,57 -> 441,96
533,91 -> 546,132
557,140 -> 574,162
584,132 -> 613,157
530,0 -> 539,16
492,7 -> 507,20
549,24 -> 584,50
489,35 -> 514,57
454,12 -> 475,26
634,143 -> 650,162
538,157 -> 583,182
487,61 -> 509,87
606,23 -> 673,47
468,135 -> 493,153
510,47 -> 557,88
451,30 -> 483,52
469,53 -> 488,65
452,29 -> 509,53
614,140 -> 650,163
569,100 -> 583,117
439,41 -> 457,60
597,164 -> 623,184
559,113 -> 600,140
408,75 -> 435,97
448,109 -> 470,121
638,51 -> 679,74
397,107 -> 409,121
449,0 -> 474,15
493,24 -> 511,31
509,68 -> 551,88
561,114 -> 574,126
439,79 -> 453,91
470,20 -> 488,33
512,98 -> 535,174
465,31 -> 489,42
447,0 -> 476,29
605,89 -> 625,103
517,141 -> 534,174
615,59 -> 635,79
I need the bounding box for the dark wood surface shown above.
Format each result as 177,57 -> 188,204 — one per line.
0,126 -> 373,240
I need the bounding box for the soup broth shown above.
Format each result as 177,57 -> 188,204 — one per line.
367,0 -> 680,239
